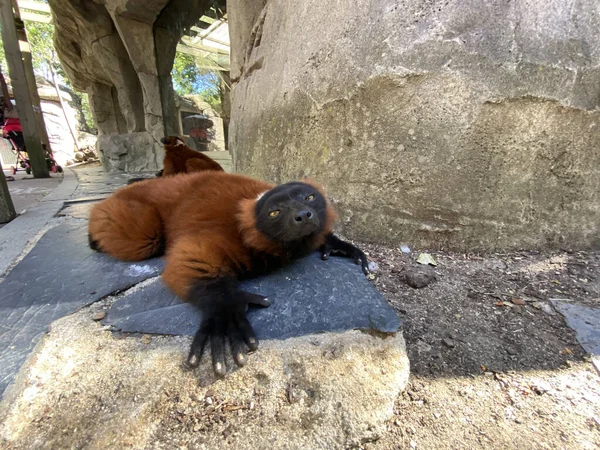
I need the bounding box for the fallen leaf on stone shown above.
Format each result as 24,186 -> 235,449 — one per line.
417,253 -> 437,266
512,298 -> 525,305
495,301 -> 505,307
551,279 -> 560,284
560,348 -> 573,355
141,334 -> 152,344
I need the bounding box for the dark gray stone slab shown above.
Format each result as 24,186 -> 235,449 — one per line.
0,224 -> 163,397
56,196 -> 110,220
552,300 -> 600,356
63,196 -> 110,204
72,165 -> 131,197
105,253 -> 401,340
57,202 -> 98,220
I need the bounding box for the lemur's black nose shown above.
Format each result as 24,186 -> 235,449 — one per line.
294,210 -> 314,224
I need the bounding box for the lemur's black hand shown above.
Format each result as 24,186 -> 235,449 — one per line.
187,280 -> 270,376
320,233 -> 369,275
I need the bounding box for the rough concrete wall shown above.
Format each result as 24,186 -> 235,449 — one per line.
229,0 -> 600,251
97,132 -> 164,172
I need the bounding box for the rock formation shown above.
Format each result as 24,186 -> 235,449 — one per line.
49,0 -> 215,171
228,0 -> 600,251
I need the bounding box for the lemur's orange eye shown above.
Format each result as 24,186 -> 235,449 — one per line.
269,210 -> 280,217
306,194 -> 315,201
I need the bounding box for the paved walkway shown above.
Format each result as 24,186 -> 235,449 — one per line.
1,169 -> 62,218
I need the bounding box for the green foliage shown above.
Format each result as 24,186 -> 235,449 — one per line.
172,52 -> 201,96
200,83 -> 221,112
79,92 -> 95,132
24,22 -> 59,80
0,39 -> 5,73
0,18 -> 96,132
171,51 -> 222,111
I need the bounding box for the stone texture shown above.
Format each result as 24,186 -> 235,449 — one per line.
49,0 -> 213,155
56,197 -> 109,219
105,252 -> 400,339
0,311 -> 408,449
228,0 -> 267,81
97,132 -> 165,172
405,266 -> 436,289
71,164 -> 132,197
0,224 -> 164,397
551,301 -> 600,358
229,0 -> 600,251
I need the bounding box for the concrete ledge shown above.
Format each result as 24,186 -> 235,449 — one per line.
204,150 -> 233,172
0,168 -> 78,276
0,310 -> 409,449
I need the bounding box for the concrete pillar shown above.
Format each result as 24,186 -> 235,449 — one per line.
13,12 -> 52,152
87,82 -> 121,135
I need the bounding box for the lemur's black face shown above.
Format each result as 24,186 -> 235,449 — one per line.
255,182 -> 327,244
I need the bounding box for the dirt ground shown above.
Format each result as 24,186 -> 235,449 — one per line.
359,244 -> 600,449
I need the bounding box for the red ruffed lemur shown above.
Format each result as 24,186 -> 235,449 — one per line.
89,171 -> 369,376
127,136 -> 224,184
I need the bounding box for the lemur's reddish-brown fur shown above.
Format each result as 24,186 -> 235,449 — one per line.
161,136 -> 224,175
88,172 -> 336,300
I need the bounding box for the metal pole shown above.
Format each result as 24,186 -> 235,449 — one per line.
50,65 -> 80,152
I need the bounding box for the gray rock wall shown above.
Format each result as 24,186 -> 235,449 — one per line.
97,133 -> 165,172
229,0 -> 600,251
49,0 -> 211,171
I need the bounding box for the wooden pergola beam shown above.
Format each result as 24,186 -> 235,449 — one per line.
17,0 -> 50,14
190,26 -> 230,48
180,36 -> 229,55
19,11 -> 52,23
176,43 -> 229,71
